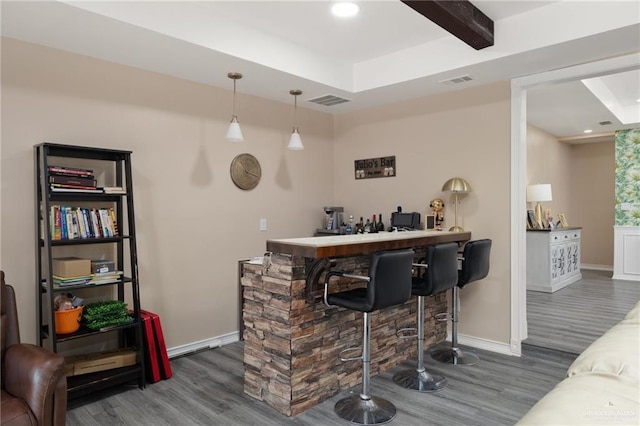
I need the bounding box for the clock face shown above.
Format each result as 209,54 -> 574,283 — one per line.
230,153 -> 261,190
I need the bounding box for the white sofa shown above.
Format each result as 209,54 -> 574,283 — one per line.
518,301 -> 639,425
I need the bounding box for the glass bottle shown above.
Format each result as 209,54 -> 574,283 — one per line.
377,213 -> 385,232
364,219 -> 371,233
371,215 -> 378,233
345,215 -> 353,235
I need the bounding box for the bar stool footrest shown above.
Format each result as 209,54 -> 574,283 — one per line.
434,312 -> 451,322
396,327 -> 417,339
334,395 -> 397,425
339,346 -> 363,362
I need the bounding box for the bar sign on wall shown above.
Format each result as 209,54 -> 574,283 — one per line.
354,155 -> 396,180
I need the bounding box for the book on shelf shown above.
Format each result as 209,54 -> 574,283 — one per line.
109,207 -> 119,236
50,205 -> 62,240
48,165 -> 94,177
49,175 -> 97,187
103,186 -> 126,194
53,274 -> 93,287
50,186 -> 103,193
49,205 -> 118,240
90,209 -> 102,238
89,271 -> 123,282
52,271 -> 123,288
99,209 -> 113,237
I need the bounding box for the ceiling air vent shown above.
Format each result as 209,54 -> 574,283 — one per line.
599,120 -> 612,126
307,94 -> 351,107
438,74 -> 474,85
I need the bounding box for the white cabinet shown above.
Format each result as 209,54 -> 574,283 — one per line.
613,226 -> 640,281
527,228 -> 582,292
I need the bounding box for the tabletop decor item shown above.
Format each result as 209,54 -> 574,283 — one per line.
527,183 -> 553,229
442,177 -> 471,232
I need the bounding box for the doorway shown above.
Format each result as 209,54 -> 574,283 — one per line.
510,52 -> 640,354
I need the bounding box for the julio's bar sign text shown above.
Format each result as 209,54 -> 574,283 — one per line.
354,155 -> 396,180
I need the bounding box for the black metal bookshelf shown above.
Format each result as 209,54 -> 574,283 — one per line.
34,142 -> 145,398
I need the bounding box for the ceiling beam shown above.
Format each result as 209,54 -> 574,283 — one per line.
401,0 -> 494,50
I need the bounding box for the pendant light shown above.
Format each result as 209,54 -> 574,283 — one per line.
288,89 -> 304,150
225,72 -> 243,142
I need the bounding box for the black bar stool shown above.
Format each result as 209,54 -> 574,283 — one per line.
324,249 -> 414,425
392,242 -> 459,392
430,239 -> 492,365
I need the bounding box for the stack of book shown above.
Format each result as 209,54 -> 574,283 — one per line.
89,270 -> 123,285
53,274 -> 93,288
49,205 -> 118,240
48,165 -> 101,193
52,271 -> 123,289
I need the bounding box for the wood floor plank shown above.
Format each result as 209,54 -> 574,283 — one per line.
526,269 -> 640,354
67,342 -> 574,425
67,269 -> 640,425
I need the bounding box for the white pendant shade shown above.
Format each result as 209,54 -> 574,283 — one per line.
288,128 -> 304,150
225,117 -> 243,142
288,89 -> 304,151
225,72 -> 243,143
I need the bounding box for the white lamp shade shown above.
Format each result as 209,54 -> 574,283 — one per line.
526,184 -> 553,202
288,128 -> 304,150
225,118 -> 243,142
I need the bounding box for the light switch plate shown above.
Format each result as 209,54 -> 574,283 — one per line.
260,218 -> 267,231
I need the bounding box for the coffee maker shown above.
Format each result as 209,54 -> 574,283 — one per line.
315,206 -> 344,236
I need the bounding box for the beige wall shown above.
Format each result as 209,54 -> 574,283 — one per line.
569,141 -> 615,267
527,125 -> 573,222
1,38 -> 514,350
527,125 -> 615,268
0,38 -> 334,346
334,82 -> 512,344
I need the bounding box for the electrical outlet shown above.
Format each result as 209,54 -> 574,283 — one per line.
260,218 -> 267,231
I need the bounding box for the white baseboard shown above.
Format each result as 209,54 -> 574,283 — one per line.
446,332 -> 516,357
169,331 -> 515,361
612,273 -> 640,282
581,264 -> 613,272
167,331 -> 239,359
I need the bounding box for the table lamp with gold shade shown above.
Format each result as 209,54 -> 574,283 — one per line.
526,184 -> 552,229
442,177 -> 471,232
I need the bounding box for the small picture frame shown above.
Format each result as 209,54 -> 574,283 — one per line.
527,210 -> 535,229
558,213 -> 568,228
425,213 -> 436,230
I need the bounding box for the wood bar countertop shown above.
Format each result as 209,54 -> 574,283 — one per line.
266,230 -> 472,258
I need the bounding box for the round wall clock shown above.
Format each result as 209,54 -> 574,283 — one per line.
230,153 -> 261,190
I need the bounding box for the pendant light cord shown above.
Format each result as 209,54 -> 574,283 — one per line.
293,93 -> 297,129
232,78 -> 237,117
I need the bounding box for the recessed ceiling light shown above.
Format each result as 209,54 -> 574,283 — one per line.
332,2 -> 359,18
637,98 -> 640,102
584,129 -> 593,134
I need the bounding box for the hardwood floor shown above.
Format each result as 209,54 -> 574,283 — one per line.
525,269 -> 640,354
66,343 -> 575,426
65,269 -> 640,425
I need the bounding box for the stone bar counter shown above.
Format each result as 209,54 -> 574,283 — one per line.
241,230 -> 471,416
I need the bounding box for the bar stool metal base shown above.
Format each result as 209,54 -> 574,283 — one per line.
392,368 -> 447,392
334,395 -> 397,425
430,345 -> 479,366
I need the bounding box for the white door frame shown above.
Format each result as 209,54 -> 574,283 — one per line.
510,53 -> 640,355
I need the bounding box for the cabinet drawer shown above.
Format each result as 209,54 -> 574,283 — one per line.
551,229 -> 580,243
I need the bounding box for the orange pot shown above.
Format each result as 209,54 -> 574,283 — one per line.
55,306 -> 83,334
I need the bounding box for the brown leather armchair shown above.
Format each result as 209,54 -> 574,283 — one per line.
1,271 -> 67,426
